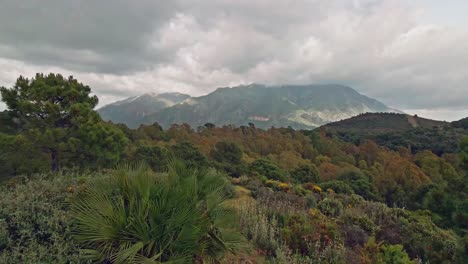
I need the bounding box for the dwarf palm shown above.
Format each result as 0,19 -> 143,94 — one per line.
71,160 -> 243,263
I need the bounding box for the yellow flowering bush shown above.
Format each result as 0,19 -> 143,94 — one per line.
265,179 -> 290,192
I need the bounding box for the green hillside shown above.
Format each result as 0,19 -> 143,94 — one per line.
320,112 -> 467,154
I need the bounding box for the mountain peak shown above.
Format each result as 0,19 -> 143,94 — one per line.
98,91 -> 191,128
131,84 -> 399,129
98,84 -> 399,129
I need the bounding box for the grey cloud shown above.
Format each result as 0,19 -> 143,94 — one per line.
0,0 -> 178,73
0,0 -> 467,116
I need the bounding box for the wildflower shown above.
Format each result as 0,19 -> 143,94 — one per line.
277,182 -> 290,192
312,185 -> 322,193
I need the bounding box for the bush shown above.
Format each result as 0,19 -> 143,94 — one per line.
377,244 -> 413,264
291,164 -> 320,183
318,198 -> 344,218
0,172 -> 89,263
72,161 -> 243,263
171,141 -> 209,168
320,180 -> 354,195
250,158 -> 287,181
135,144 -> 169,172
211,141 -> 247,177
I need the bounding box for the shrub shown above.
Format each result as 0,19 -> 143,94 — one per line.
237,202 -> 280,256
135,144 -> 169,171
320,180 -> 354,195
265,179 -> 291,192
250,158 -> 287,181
0,172 -> 89,263
377,244 -> 413,264
318,198 -> 344,218
171,141 -> 209,168
291,164 -> 320,183
211,141 -> 247,177
71,161 -> 243,263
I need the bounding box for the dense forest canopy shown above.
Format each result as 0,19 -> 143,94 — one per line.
0,74 -> 467,263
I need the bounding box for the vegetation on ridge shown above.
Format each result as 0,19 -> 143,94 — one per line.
0,73 -> 467,263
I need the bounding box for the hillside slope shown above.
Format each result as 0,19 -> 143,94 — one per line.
322,112 -> 448,133
138,84 -> 397,129
98,92 -> 190,128
320,112 -> 467,154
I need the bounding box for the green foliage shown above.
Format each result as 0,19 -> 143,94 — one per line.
323,112 -> 466,155
460,137 -> 468,171
320,180 -> 354,195
71,161 -> 243,263
135,144 -> 169,172
452,117 -> 468,129
63,118 -> 128,168
249,158 -> 286,181
171,141 -> 209,168
211,141 -> 247,177
1,81 -> 467,264
0,172 -> 89,263
291,164 -> 320,183
338,169 -> 378,200
212,141 -> 243,164
318,198 -> 344,218
0,133 -> 49,180
377,244 -> 413,264
0,73 -> 128,171
0,111 -> 16,134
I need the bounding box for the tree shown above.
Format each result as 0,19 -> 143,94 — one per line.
249,158 -> 286,181
0,111 -> 17,134
211,141 -> 246,177
460,137 -> 468,171
135,144 -> 169,172
291,164 -> 319,183
171,141 -> 208,168
0,73 -> 127,170
212,141 -> 243,164
71,161 -> 243,263
0,133 -> 48,179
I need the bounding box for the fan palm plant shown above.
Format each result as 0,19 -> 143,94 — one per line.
71,160 -> 243,263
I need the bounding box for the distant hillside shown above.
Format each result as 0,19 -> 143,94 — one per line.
452,117 -> 468,129
320,113 -> 467,155
98,83 -> 396,129
98,92 -> 190,128
322,112 -> 448,133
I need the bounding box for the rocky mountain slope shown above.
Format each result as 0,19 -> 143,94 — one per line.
98,92 -> 190,128
99,84 -> 398,129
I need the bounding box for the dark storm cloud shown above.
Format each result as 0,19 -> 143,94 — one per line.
0,0 -> 178,73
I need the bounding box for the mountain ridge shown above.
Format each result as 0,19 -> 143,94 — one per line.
98,84 -> 398,129
98,92 -> 190,128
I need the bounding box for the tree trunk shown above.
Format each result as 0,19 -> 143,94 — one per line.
51,149 -> 59,171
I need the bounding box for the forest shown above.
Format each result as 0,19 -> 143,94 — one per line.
0,74 -> 467,263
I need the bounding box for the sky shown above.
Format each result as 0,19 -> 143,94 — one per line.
0,0 -> 467,121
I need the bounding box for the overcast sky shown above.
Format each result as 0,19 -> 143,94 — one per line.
0,0 -> 467,121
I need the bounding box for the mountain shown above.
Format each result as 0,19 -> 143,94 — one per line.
321,112 -> 448,133
134,84 -> 397,129
98,84 -> 398,129
98,92 -> 190,128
